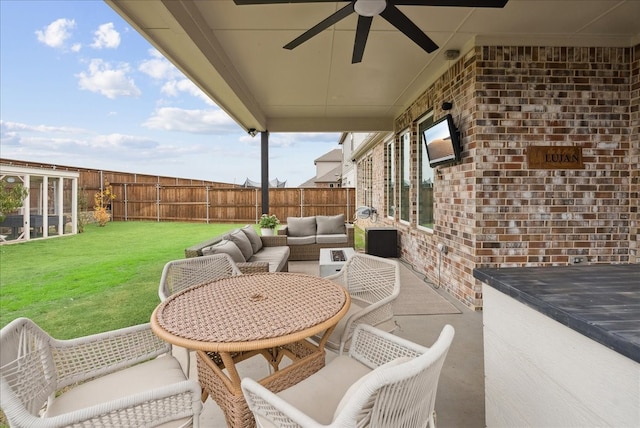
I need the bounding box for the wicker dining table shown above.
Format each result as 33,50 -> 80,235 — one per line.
150,272 -> 350,428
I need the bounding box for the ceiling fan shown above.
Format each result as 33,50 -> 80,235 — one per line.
234,0 -> 509,63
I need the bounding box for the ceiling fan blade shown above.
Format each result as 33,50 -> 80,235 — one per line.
283,3 -> 355,50
393,0 -> 508,6
379,3 -> 439,53
352,15 -> 373,64
234,1 -> 349,4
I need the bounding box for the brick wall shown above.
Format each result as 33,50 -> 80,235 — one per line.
377,45 -> 637,310
631,44 -> 639,264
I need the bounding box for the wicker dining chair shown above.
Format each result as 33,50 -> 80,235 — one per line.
158,253 -> 244,375
322,253 -> 401,353
0,317 -> 202,428
242,323 -> 455,427
159,253 -> 244,301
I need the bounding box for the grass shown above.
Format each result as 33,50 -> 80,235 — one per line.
1,221 -> 366,339
0,221 -> 246,338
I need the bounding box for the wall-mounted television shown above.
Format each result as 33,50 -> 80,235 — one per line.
423,114 -> 461,168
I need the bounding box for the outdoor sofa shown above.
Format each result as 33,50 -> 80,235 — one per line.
278,214 -> 354,261
185,225 -> 290,273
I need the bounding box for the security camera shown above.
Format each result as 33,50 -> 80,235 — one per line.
248,128 -> 258,137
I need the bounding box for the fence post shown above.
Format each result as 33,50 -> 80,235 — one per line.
124,183 -> 128,221
206,186 -> 210,224
255,189 -> 259,223
156,183 -> 160,222
299,188 -> 304,217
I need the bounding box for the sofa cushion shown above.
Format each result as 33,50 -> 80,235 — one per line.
248,246 -> 290,272
241,225 -> 263,253
287,216 -> 317,237
287,235 -> 316,246
202,239 -> 246,263
225,229 -> 254,261
316,234 -> 348,244
316,214 -> 345,235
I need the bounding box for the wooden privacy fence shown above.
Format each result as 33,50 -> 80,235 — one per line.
109,184 -> 356,224
1,159 -> 356,224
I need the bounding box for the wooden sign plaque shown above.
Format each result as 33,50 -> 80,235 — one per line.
527,146 -> 584,169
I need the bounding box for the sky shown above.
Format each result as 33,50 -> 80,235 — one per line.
0,0 -> 341,187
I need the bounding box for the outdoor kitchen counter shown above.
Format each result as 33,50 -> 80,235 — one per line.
474,264 -> 640,363
474,264 -> 640,427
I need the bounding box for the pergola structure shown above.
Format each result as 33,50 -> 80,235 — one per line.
0,164 -> 78,243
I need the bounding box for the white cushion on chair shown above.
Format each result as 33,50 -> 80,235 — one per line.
271,355 -> 371,425
333,356 -> 411,420
46,355 -> 190,426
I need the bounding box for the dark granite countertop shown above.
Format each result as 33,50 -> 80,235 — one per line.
473,264 -> 640,363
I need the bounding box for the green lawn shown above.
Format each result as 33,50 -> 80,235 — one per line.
0,221 -> 245,338
0,221 -> 366,339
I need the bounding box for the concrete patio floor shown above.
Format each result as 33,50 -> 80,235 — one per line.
180,259 -> 485,427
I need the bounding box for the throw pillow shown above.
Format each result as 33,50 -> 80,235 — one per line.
201,240 -> 246,263
287,216 -> 316,237
241,225 -> 263,253
316,214 -> 345,235
226,229 -> 254,261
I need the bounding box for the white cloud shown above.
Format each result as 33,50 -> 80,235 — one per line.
143,107 -> 237,134
91,23 -> 120,49
76,59 -> 141,99
139,49 -> 214,105
1,120 -> 88,135
93,133 -> 158,150
161,79 -> 214,105
0,120 -> 199,164
35,18 -> 76,49
139,49 -> 181,80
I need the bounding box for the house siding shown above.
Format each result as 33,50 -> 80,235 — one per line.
362,44 -> 638,310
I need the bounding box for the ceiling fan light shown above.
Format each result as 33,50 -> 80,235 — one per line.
354,0 -> 386,17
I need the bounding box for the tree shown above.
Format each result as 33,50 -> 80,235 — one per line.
0,181 -> 29,223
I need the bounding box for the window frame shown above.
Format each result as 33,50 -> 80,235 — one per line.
416,111 -> 435,232
399,128 -> 411,225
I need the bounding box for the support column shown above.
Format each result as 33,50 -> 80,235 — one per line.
261,131 -> 269,214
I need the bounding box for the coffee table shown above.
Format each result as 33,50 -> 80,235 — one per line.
319,247 -> 356,277
150,272 -> 350,427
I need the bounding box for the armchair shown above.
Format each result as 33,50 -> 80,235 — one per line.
0,317 -> 202,428
323,253 -> 401,353
242,323 -> 455,427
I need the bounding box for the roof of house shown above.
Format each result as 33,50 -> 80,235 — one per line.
315,149 -> 343,164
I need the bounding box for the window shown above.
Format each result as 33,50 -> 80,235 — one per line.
399,130 -> 410,223
386,140 -> 395,218
358,155 -> 373,208
417,112 -> 435,229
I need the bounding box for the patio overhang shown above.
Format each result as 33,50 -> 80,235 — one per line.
105,0 -> 640,135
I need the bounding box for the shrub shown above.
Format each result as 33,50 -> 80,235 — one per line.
93,181 -> 116,226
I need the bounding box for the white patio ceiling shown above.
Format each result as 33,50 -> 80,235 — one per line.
105,0 -> 640,134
